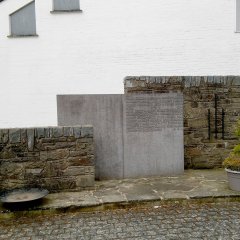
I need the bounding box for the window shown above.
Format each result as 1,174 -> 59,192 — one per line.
9,1 -> 37,37
237,0 -> 240,32
52,0 -> 81,12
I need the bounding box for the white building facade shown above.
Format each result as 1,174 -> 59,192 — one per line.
0,0 -> 240,127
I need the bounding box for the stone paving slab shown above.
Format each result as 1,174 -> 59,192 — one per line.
0,169 -> 240,214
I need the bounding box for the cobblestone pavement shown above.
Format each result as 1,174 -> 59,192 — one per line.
0,201 -> 240,240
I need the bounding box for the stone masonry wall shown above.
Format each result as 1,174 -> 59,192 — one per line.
0,126 -> 94,192
124,76 -> 240,169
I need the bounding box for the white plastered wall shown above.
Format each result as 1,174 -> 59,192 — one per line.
0,0 -> 239,127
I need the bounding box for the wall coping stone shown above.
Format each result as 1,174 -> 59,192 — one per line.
124,76 -> 240,88
0,125 -> 93,144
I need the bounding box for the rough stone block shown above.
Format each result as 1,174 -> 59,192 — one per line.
43,178 -> 76,192
183,76 -> 192,87
9,129 -> 21,143
68,156 -> 94,166
0,150 -> 16,159
139,76 -> 146,81
39,151 -> 47,161
36,128 -> 45,138
46,149 -> 69,160
232,76 -> 240,85
21,129 -> 27,144
0,162 -> 25,180
64,166 -> 86,176
55,141 -> 76,149
148,76 -> 156,83
191,156 -> 215,169
63,127 -> 74,137
85,166 -> 94,175
41,138 -> 57,144
44,128 -> 51,138
43,160 -> 68,178
124,80 -> 133,88
76,138 -> 93,145
213,76 -> 221,84
51,127 -> 63,138
25,168 -> 43,175
27,128 -> 35,151
1,130 -> 9,144
76,175 -> 94,187
207,76 -> 214,83
81,126 -> 93,138
73,127 -> 81,138
69,150 -> 87,157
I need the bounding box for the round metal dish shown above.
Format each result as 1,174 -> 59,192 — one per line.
0,188 -> 49,203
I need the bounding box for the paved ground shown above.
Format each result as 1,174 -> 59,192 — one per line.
0,169 -> 240,240
0,201 -> 240,240
1,169 -> 239,213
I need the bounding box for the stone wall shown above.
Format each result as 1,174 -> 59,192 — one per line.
124,76 -> 240,169
0,126 -> 94,192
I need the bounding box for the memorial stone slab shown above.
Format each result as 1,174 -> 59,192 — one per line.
123,93 -> 184,178
57,93 -> 184,179
57,95 -> 124,180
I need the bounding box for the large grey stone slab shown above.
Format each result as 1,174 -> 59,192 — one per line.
57,93 -> 184,179
123,93 -> 184,178
57,95 -> 124,180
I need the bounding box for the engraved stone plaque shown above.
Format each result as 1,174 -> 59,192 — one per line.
125,94 -> 183,132
123,93 -> 184,178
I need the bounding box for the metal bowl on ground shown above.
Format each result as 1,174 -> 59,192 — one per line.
0,188 -> 49,203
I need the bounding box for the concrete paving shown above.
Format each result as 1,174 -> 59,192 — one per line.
1,169 -> 240,215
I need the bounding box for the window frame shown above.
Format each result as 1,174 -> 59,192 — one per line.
51,0 -> 82,13
236,0 -> 240,32
8,0 -> 38,38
